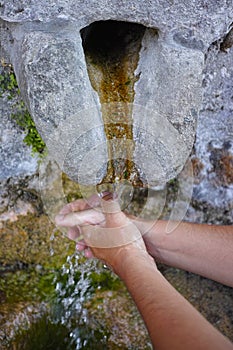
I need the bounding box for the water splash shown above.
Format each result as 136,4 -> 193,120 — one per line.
52,253 -> 110,349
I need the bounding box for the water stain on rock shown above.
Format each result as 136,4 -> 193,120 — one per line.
81,20 -> 147,187
220,24 -> 233,52
191,156 -> 204,181
208,141 -> 233,186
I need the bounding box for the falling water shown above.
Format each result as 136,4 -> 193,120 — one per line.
52,253 -> 120,349
53,254 -> 93,348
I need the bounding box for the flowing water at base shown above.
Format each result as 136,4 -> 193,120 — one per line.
1,178 -> 233,348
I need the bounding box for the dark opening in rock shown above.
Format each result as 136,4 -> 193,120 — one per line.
80,20 -> 145,76
80,21 -> 146,187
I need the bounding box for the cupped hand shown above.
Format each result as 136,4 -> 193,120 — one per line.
55,193 -> 148,271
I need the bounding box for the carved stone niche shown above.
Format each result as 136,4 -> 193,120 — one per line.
0,1 -> 232,188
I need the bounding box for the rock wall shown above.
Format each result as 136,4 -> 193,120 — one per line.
189,27 -> 233,223
1,0 -> 229,186
0,1 -> 233,223
0,63 -> 40,220
0,75 -> 38,181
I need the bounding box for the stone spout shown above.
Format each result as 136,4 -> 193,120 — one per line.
0,1 -> 231,188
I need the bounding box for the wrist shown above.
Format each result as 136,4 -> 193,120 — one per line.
112,244 -> 157,278
126,216 -> 164,259
142,220 -> 167,259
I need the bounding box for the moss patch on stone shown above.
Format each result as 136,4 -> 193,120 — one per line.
0,62 -> 46,156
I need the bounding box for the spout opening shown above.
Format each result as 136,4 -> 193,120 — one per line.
80,20 -> 146,66
80,21 -> 148,188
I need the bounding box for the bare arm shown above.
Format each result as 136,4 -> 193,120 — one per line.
134,219 -> 233,287
113,246 -> 233,350
55,197 -> 233,350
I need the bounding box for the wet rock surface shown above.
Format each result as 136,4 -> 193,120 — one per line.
85,290 -> 152,349
0,213 -> 74,349
0,213 -> 151,349
0,211 -> 232,349
0,63 -> 40,226
0,302 -> 48,349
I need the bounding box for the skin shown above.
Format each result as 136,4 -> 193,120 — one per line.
132,218 -> 233,288
55,195 -> 233,350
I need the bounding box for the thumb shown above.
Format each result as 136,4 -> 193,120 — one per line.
100,192 -> 128,227
100,192 -> 121,213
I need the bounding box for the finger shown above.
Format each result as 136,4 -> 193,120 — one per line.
76,241 -> 87,251
82,221 -> 142,248
84,247 -> 94,258
59,194 -> 101,215
99,192 -> 115,201
100,195 -> 128,227
100,192 -> 120,213
67,226 -> 81,240
55,208 -> 105,227
59,199 -> 86,215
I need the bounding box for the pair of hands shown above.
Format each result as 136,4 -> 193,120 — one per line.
55,193 -> 149,271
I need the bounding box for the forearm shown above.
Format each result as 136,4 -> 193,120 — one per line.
57,196 -> 233,349
114,248 -> 233,350
137,220 -> 233,287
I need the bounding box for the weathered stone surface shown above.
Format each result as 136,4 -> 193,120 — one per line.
0,66 -> 38,182
86,290 -> 152,349
0,64 -> 39,217
0,1 -> 231,46
0,1 -> 233,214
0,302 -> 48,348
188,29 -> 233,223
2,1 -> 231,186
133,30 -> 203,182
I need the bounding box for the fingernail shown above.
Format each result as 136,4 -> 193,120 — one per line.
76,243 -> 82,251
101,192 -> 114,201
84,249 -> 93,259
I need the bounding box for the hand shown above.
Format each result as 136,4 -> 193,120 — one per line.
55,193 -> 149,271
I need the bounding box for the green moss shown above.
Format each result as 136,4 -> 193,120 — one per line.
89,270 -> 123,292
0,63 -> 46,156
0,66 -> 19,97
12,106 -> 46,156
0,266 -> 63,304
167,177 -> 179,190
13,312 -> 112,350
12,313 -> 76,350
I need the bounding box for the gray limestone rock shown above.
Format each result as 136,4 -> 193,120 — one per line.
0,102 -> 38,181
0,64 -> 38,182
0,64 -> 39,215
189,29 -> 233,221
0,1 -> 232,190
